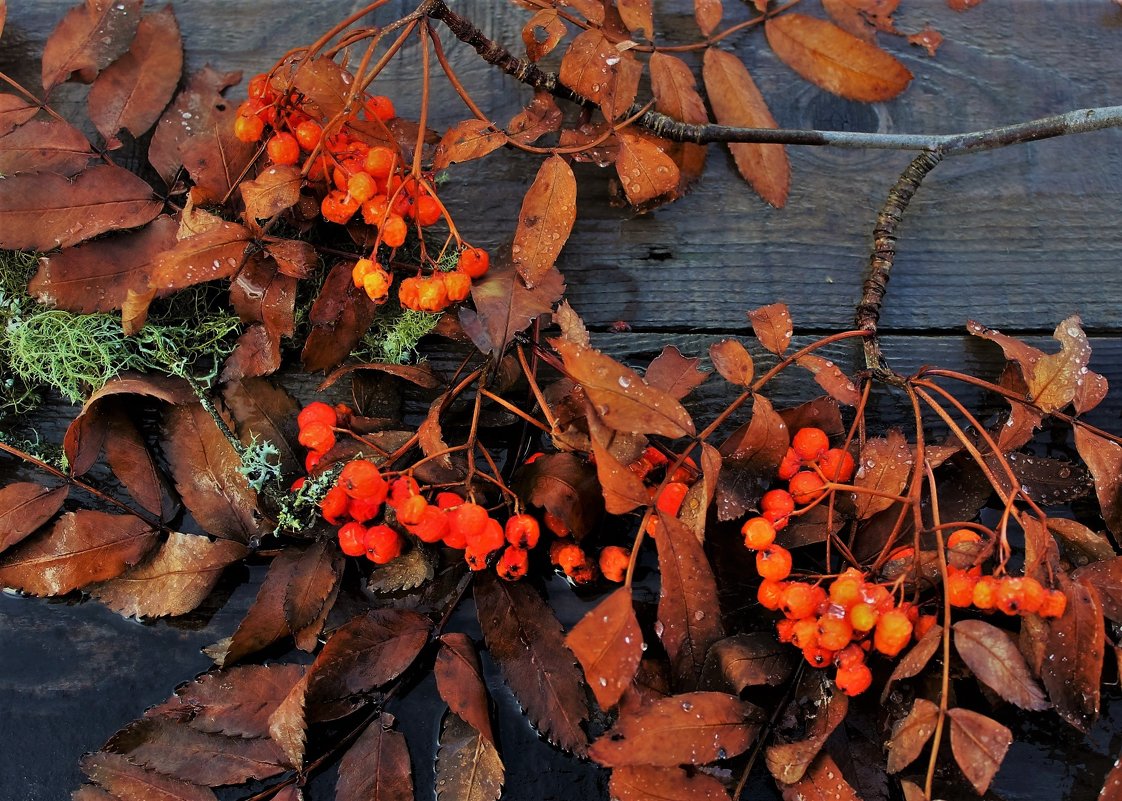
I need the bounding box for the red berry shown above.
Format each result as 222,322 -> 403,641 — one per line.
320,485 -> 349,525
789,471 -> 826,505
472,517 -> 506,555
781,583 -> 820,619
397,494 -> 428,526
337,522 -> 367,557
756,544 -> 792,581
364,524 -> 403,564
742,516 -> 776,550
449,503 -> 488,543
457,246 -> 490,278
407,505 -> 449,543
298,401 -> 337,430
266,132 -> 300,165
835,663 -> 873,696
599,545 -> 631,583
234,113 -> 265,143
366,95 -> 396,122
757,579 -> 787,610
777,447 -> 803,481
298,421 -> 335,453
497,546 -> 529,581
347,494 -> 383,524
294,119 -> 322,151
505,514 -> 540,549
339,459 -> 387,500
818,448 -> 855,483
761,489 -> 795,518
388,476 -> 420,508
792,427 -> 829,462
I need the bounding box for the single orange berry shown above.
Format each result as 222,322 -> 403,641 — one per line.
320,485 -> 349,525
946,567 -> 977,607
298,420 -> 335,453
668,456 -> 698,484
756,544 -> 793,581
347,493 -> 383,524
388,475 -> 420,508
781,583 -> 820,619
234,113 -> 265,143
464,545 -> 491,572
776,619 -> 797,643
298,401 -> 337,430
414,276 -> 448,312
458,246 -> 490,278
348,171 -> 378,204
436,492 -> 463,510
361,195 -> 390,227
789,471 -> 826,505
762,508 -> 790,531
1019,576 -> 1046,614
364,147 -> 396,179
443,271 -> 472,303
741,516 -> 776,550
863,583 -> 895,613
473,518 -> 506,555
777,447 -> 803,481
803,645 -> 834,668
397,276 -> 421,310
818,448 -> 856,483
835,663 -> 873,696
305,450 -> 322,474
835,643 -> 865,669
554,542 -> 587,575
364,524 -> 403,564
656,482 -> 690,517
363,267 -> 393,301
817,615 -> 854,651
339,459 -> 387,500
381,214 -> 408,248
849,602 -> 878,633
497,546 -> 530,581
828,570 -> 864,609
1038,589 -> 1068,618
366,95 -> 396,122
337,522 -> 367,557
761,489 -> 795,518
791,617 -> 819,649
757,579 -> 787,610
407,505 -> 449,543
947,528 -> 982,549
874,609 -> 913,657
352,258 -> 376,288
290,477 -> 306,492
266,132 -> 300,165
449,503 -> 489,543
294,119 -> 322,151
995,577 -> 1028,615
397,494 -> 428,526
792,427 -> 830,462
321,190 -> 359,224
599,545 -> 631,583
414,194 -> 442,226
505,514 -> 541,549
247,73 -> 272,99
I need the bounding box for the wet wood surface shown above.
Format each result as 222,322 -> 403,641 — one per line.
3,1 -> 1122,799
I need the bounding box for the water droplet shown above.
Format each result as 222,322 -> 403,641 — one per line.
681,701 -> 693,711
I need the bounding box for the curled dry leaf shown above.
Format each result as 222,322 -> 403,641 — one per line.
265,238 -> 319,279
149,66 -> 242,184
719,394 -> 789,464
522,9 -> 567,62
508,91 -> 563,145
589,691 -> 761,767
0,117 -> 93,176
765,13 -> 912,102
434,119 -> 506,170
609,764 -> 732,801
559,29 -> 640,120
886,697 -> 939,774
1074,426 -> 1122,536
852,430 -> 911,519
701,632 -> 797,692
436,712 -> 504,801
475,572 -> 590,755
240,165 -> 302,229
460,256 -> 565,356
435,633 -> 495,744
953,620 -> 1049,710
79,751 -> 217,801
221,378 -> 303,480
0,164 -> 160,251
0,482 -> 68,555
515,452 -> 603,539
702,47 -> 789,208
565,587 -> 643,710
1049,517 -> 1116,567
88,6 -> 182,146
946,707 -> 1012,795
514,155 -> 577,287
709,338 -> 754,386
644,345 -> 711,401
149,219 -> 252,293
554,300 -> 592,348
102,405 -> 171,518
41,0 -> 142,90
748,302 -> 793,356
655,510 -> 725,688
796,354 -> 862,407
335,713 -> 413,801
765,677 -> 848,784
1073,557 -> 1122,623
0,510 -> 155,596
780,753 -> 862,801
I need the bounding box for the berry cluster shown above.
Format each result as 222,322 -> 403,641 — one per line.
295,402 -> 538,580
234,73 -> 490,311
942,530 -> 1068,617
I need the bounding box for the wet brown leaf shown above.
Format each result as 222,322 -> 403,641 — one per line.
779,396 -> 845,439
162,403 -> 264,543
694,0 -> 722,36
719,395 -> 789,464
589,691 -> 760,766
796,354 -> 862,406
887,697 -> 938,774
1028,316 -> 1094,413
588,410 -> 650,515
265,239 -> 318,279
702,47 -> 788,208
0,94 -> 39,138
953,620 -> 1048,710
766,679 -> 847,784
882,624 -> 942,701
460,255 -> 564,356
748,303 -> 793,356
644,346 -> 711,401
206,549 -> 304,667
515,452 -> 603,539
102,405 -> 169,518
240,165 -> 302,230
336,713 -> 413,801
30,215 -> 178,314
701,632 -> 796,692
149,219 -> 251,293
367,546 -> 435,594
780,753 -> 862,801
554,300 -> 591,348
648,52 -> 707,191
710,339 -> 754,386
559,29 -> 639,120
283,540 -> 342,647
88,6 -> 182,145
80,751 -> 216,801
435,633 -> 495,744
610,765 -> 731,801
1041,574 -> 1104,731
41,0 -> 141,90
615,129 -> 680,207
513,155 -> 577,287
433,119 -> 505,170
221,378 -> 302,480
475,572 -> 589,755
617,0 -> 653,39
507,91 -> 563,145
656,510 -> 725,688
149,66 -> 241,184
436,712 -> 504,801
0,117 -> 92,176
0,482 -> 68,555
1074,426 -> 1122,536
680,442 -> 721,541
0,164 -> 159,251
946,708 -> 1011,795
522,9 -> 567,62
1049,518 -> 1116,567
852,430 -> 910,518
765,13 -> 912,101
301,259 -> 379,372
1074,557 -> 1122,622
566,587 -> 643,710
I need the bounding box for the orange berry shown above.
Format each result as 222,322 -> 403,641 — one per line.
1039,589 -> 1068,618
781,583 -> 820,619
234,113 -> 265,142
397,494 -> 428,526
757,579 -> 787,610
337,522 -> 367,557
835,643 -> 865,669
290,477 -> 306,492
364,524 -> 403,564
741,516 -> 776,550
414,276 -> 448,312
776,619 -> 797,643
407,505 -> 449,543
874,609 -> 913,657
387,476 -> 420,508
553,542 -> 587,574
363,267 -> 393,301
322,189 -> 359,224
756,544 -> 792,581
305,450 -> 322,474
443,271 -> 472,302
436,492 -> 463,510
497,546 -> 530,581
464,545 -> 491,571
505,514 -> 540,549
298,420 -> 335,453
789,471 -> 826,505
247,73 -> 272,99
791,617 -> 819,649
458,246 -> 490,278
835,663 -> 873,696
352,258 -> 376,288
381,214 -> 408,248
642,446 -> 669,468
414,195 -> 442,226
298,401 -> 337,430
656,482 -> 689,517
348,171 -> 378,204
849,602 -> 878,633
266,132 -> 300,165
543,511 -> 571,537
599,545 -> 631,583
339,459 -> 387,500
397,276 -> 421,310
668,456 -> 698,484
1019,576 -> 1046,614
995,577 -> 1028,615
320,485 -> 349,525
946,568 -> 977,607
761,489 -> 795,518
449,503 -> 488,542
803,646 -> 834,668
443,525 -> 468,550
366,95 -> 396,122
863,583 -> 895,613
914,614 -> 937,639
762,508 -> 790,531
792,427 -> 829,462
364,147 -> 396,179
818,448 -> 855,483
817,615 -> 854,651
828,571 -> 864,609
347,494 -> 383,524
361,195 -> 390,227
777,447 -> 803,481
294,119 -> 322,151
473,518 -> 506,554
947,528 -> 982,549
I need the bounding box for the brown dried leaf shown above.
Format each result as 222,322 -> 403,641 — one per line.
367,546 -> 435,593
780,753 -> 862,801
1041,574 -> 1104,731
88,6 -> 182,145
953,620 -> 1048,710
0,117 -> 92,176
720,395 -> 789,464
701,632 -> 796,692
648,52 -> 707,191
589,691 -> 760,766
435,633 -> 495,744
765,13 -> 912,102
748,303 -> 793,355
796,354 -> 862,406
460,255 -> 564,356
335,713 -> 414,801
1029,316 -> 1094,413
680,442 -> 721,541
907,25 -> 943,57
475,571 -> 589,755
41,0 -> 141,91
265,670 -> 307,768
554,300 -> 591,348
887,698 -> 938,774
522,9 -> 567,62
1049,518 -> 1116,567
702,48 -> 788,208
779,396 -> 845,438
436,712 -> 504,801
162,403 -> 265,543
710,338 -> 754,386
301,259 -> 379,372
0,164 -> 159,251
882,624 -> 942,702
80,751 -> 216,801
566,587 -> 643,709
852,430 -> 910,518
102,405 -> 169,517
306,609 -> 432,703
507,91 -> 563,145
149,66 -> 241,184
150,664 -> 306,739
610,765 -> 732,801
615,129 -> 680,207
644,346 -> 711,401
241,165 -> 302,230
433,120 -> 505,170
1074,557 -> 1122,622
694,0 -> 723,36
588,410 -> 650,514
946,708 -> 1011,795
617,0 -> 653,39
1074,426 -> 1122,536
30,215 -> 178,314
656,510 -> 725,688
0,482 -> 68,555
283,540 -> 342,646
0,510 -> 155,596
559,30 -> 637,120
207,549 -> 303,667
265,239 -> 318,279
562,0 -> 606,24
149,219 -> 251,293
0,94 -> 39,138
515,452 -> 603,540
514,155 -> 577,287
221,378 -> 302,480
554,339 -> 695,438
766,680 -> 848,784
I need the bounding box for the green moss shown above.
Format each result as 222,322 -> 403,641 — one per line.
360,306 -> 441,365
